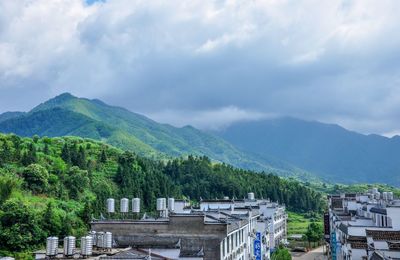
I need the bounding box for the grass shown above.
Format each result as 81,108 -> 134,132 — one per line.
287,211 -> 322,236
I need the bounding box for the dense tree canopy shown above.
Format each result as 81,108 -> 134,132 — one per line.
0,133 -> 324,255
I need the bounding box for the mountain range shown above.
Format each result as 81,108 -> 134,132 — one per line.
1,93 -> 399,185
0,93 -> 309,179
214,118 -> 400,185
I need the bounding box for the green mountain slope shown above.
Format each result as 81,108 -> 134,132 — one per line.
0,111 -> 25,123
0,93 -> 315,179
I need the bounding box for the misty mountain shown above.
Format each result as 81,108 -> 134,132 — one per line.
214,117 -> 400,185
0,93 -> 313,179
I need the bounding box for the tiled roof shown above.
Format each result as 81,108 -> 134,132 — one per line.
370,207 -> 387,215
366,230 -> 400,241
370,252 -> 384,260
350,241 -> 368,249
338,223 -> 348,234
388,241 -> 400,251
348,236 -> 367,242
331,198 -> 343,209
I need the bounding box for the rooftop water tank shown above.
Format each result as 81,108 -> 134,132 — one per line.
120,198 -> 129,213
104,232 -> 112,249
46,237 -> 58,257
81,236 -> 93,256
156,198 -> 167,211
132,198 -> 140,213
88,231 -> 97,247
168,198 -> 175,212
388,192 -> 394,200
106,198 -> 115,213
96,232 -> 105,248
248,192 -> 255,200
382,192 -> 388,200
63,236 -> 76,257
375,192 -> 381,200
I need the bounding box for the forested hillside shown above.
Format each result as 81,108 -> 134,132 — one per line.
0,93 -> 315,180
0,133 -> 323,256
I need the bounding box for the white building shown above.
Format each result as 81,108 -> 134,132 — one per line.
327,189 -> 400,260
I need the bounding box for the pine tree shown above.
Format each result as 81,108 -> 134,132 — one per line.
43,143 -> 50,155
100,149 -> 107,163
21,143 -> 37,166
76,146 -> 86,169
61,143 -> 71,164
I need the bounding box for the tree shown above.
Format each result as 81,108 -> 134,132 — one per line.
0,172 -> 22,205
21,143 -> 37,166
80,198 -> 93,226
0,140 -> 12,166
99,149 -> 107,163
271,245 -> 292,260
42,202 -> 62,237
76,146 -> 86,169
0,199 -> 45,251
32,135 -> 39,143
304,222 -> 323,248
64,166 -> 89,200
21,164 -> 49,194
61,143 -> 71,164
43,143 -> 50,155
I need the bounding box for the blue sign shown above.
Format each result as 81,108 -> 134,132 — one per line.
331,232 -> 336,260
254,240 -> 261,260
254,232 -> 262,260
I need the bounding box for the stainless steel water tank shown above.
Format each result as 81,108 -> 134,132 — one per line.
63,236 -> 76,257
46,237 -> 58,257
81,236 -> 93,256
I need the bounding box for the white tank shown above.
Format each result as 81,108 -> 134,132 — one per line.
382,192 -> 388,200
132,198 -> 140,213
156,198 -> 167,211
97,231 -> 105,248
106,198 -> 115,213
388,192 -> 394,200
104,232 -> 112,249
120,198 -> 129,213
63,236 -> 76,256
372,188 -> 379,194
89,231 -> 97,247
375,192 -> 381,200
46,237 -> 58,257
248,192 -> 255,200
168,198 -> 175,212
81,236 -> 93,256
223,196 -> 229,200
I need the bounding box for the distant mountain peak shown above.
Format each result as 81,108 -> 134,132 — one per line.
52,92 -> 76,101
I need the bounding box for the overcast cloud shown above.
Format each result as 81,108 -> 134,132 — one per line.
1,0 -> 400,135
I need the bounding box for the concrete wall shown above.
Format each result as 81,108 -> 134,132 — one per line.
91,215 -> 228,260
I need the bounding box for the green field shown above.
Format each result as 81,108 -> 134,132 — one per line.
287,211 -> 322,236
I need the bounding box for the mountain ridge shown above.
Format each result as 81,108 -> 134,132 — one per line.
0,93 -> 315,180
214,117 -> 400,185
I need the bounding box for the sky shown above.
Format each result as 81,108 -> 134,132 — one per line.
1,0 -> 400,135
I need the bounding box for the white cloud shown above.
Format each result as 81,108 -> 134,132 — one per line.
147,106 -> 272,130
1,0 -> 400,134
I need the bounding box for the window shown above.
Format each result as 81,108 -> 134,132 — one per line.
236,232 -> 238,247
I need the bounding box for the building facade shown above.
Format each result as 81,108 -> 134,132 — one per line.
327,189 -> 400,260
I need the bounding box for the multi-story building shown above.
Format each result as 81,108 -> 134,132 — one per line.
327,189 -> 400,259
91,193 -> 287,260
